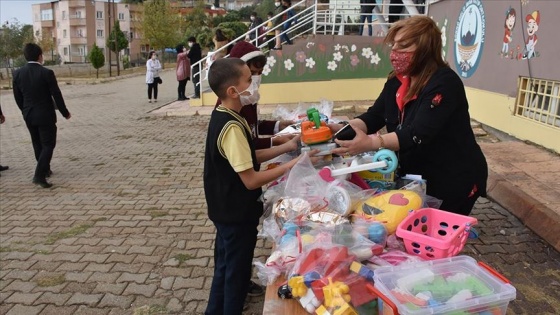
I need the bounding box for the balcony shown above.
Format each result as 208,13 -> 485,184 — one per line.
41,19 -> 54,27
70,36 -> 88,44
68,0 -> 86,8
69,17 -> 86,26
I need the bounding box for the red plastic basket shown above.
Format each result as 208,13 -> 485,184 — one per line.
396,208 -> 477,260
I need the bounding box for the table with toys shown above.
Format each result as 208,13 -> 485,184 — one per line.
258,107 -> 516,315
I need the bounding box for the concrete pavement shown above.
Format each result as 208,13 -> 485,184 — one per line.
1,72 -> 559,314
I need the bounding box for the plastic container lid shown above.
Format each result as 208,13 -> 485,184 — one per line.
373,256 -> 517,315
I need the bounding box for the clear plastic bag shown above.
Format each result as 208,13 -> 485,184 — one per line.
272,100 -> 334,123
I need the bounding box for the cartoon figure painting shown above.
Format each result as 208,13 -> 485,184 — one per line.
523,10 -> 540,59
501,7 -> 516,58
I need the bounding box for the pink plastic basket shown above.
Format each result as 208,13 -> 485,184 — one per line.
396,208 -> 477,260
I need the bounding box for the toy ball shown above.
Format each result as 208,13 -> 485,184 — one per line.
353,190 -> 423,234
368,222 -> 388,244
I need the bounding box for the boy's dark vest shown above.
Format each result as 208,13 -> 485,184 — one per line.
204,107 -> 263,224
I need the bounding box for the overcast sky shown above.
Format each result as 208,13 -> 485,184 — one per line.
1,0 -> 52,25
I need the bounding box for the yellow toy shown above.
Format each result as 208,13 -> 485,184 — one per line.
288,275 -> 307,298
353,190 -> 423,234
323,278 -> 351,308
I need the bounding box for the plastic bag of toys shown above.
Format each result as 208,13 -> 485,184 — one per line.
272,99 -> 334,123
286,244 -> 379,314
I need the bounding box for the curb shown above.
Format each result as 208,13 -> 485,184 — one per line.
486,170 -> 560,251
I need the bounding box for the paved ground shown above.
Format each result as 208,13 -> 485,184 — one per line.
1,71 -> 559,314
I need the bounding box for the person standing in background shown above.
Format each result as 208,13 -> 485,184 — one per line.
212,29 -> 230,61
146,51 -> 162,103
247,12 -> 263,45
12,43 -> 71,188
389,0 -> 403,23
0,104 -> 8,176
176,44 -> 191,101
187,37 -> 202,99
265,12 -> 276,50
359,0 -> 375,36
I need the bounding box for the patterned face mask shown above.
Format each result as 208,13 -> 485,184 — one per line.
390,50 -> 414,75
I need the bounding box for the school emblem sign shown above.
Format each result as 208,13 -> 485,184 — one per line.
454,0 -> 486,78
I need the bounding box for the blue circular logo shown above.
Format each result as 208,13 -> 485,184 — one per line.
454,0 -> 486,78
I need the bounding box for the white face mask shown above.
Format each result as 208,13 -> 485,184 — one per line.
275,2 -> 281,7
188,42 -> 193,48
250,16 -> 255,21
240,75 -> 262,106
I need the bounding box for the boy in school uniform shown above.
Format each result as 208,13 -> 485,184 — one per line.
204,58 -> 317,314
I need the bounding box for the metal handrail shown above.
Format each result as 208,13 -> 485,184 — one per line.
189,0 -> 429,93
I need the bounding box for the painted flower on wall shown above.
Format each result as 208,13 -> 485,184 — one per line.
351,44 -> 357,52
306,42 -> 315,49
341,45 -> 349,53
370,52 -> 381,65
334,44 -> 341,51
284,59 -> 295,71
267,56 -> 277,68
350,55 -> 359,66
362,47 -> 373,59
296,51 -> 306,63
327,60 -> 338,71
263,64 -> 271,76
333,51 -> 343,62
305,57 -> 316,69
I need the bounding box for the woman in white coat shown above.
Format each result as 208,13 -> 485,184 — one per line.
146,51 -> 162,103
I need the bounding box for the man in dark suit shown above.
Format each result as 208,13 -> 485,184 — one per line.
13,43 -> 71,188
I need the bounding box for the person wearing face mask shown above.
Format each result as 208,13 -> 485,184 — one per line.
146,51 -> 162,103
187,37 -> 202,99
330,16 -> 487,216
216,41 -> 296,151
204,58 -> 321,315
272,0 -> 285,50
246,12 -> 263,45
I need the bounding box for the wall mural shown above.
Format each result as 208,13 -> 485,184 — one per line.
435,17 -> 449,59
261,36 -> 393,84
499,2 -> 541,61
453,0 -> 486,79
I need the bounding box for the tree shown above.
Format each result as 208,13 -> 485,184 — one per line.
35,30 -> 55,63
88,43 -> 105,78
140,0 -> 181,68
183,0 -> 209,42
255,0 -> 276,22
107,20 -> 128,76
0,19 -> 33,68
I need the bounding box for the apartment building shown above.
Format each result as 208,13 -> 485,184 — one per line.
32,0 -> 143,64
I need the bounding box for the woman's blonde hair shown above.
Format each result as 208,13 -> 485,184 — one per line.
385,16 -> 448,103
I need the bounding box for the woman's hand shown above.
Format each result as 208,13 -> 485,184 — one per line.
331,124 -> 373,156
327,123 -> 344,134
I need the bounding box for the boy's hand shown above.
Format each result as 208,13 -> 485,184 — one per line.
272,133 -> 296,146
279,120 -> 296,130
281,134 -> 300,152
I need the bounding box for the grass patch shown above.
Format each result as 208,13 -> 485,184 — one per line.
114,135 -> 134,140
69,157 -> 80,161
0,246 -> 14,253
92,217 -> 108,222
173,253 -> 193,266
36,274 -> 65,287
133,305 -> 168,315
45,224 -> 93,245
93,163 -> 105,167
150,211 -> 169,218
32,249 -> 51,255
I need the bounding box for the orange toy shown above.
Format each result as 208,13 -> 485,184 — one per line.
301,108 -> 332,145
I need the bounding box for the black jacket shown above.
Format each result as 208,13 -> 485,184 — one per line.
13,63 -> 69,125
187,43 -> 202,68
357,67 -> 487,206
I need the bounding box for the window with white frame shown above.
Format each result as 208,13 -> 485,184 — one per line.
79,47 -> 85,56
64,47 -> 68,55
97,30 -> 103,38
118,13 -> 125,20
515,77 -> 560,128
62,11 -> 66,19
41,9 -> 53,21
63,29 -> 67,38
96,11 -> 103,19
